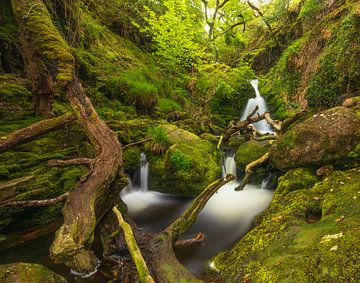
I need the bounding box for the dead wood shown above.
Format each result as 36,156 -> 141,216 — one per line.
235,152 -> 270,191
0,113 -> 76,153
5,192 -> 69,207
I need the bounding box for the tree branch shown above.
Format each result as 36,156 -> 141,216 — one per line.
235,152 -> 269,191
0,113 -> 76,153
123,138 -> 151,150
112,206 -> 155,283
5,192 -> 69,207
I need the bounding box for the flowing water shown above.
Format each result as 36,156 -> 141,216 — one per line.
0,80 -> 274,280
240,79 -> 273,133
121,150 -> 273,275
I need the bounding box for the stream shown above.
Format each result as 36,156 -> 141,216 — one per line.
0,79 -> 274,280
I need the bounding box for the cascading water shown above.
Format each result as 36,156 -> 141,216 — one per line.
241,79 -> 273,133
120,83 -> 275,275
140,152 -> 149,191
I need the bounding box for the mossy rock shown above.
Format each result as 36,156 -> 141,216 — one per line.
0,263 -> 67,282
270,107 -> 360,171
276,168 -> 318,195
149,126 -> 221,196
235,140 -> 269,171
123,147 -> 141,176
214,168 -> 360,282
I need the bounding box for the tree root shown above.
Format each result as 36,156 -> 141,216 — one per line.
5,192 -> 69,207
0,113 -> 76,153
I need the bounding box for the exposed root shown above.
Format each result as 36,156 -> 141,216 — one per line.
48,158 -> 94,168
5,192 -> 69,207
0,113 -> 76,153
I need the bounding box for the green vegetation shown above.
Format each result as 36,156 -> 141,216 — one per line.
235,140 -> 269,171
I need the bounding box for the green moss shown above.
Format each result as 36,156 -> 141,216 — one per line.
276,168 -> 318,195
0,263 -> 67,282
214,169 -> 360,282
149,126 -> 222,196
123,147 -> 142,175
156,98 -> 182,114
235,140 -> 269,171
276,130 -> 297,151
12,0 -> 74,85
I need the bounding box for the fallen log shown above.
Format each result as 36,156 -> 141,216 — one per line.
0,113 -> 76,153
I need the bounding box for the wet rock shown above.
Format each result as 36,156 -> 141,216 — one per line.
270,107 -> 360,170
0,263 -> 67,282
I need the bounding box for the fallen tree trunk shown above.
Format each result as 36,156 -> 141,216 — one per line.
149,175 -> 235,282
0,113 -> 76,153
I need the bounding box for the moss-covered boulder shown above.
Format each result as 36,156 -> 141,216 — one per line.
123,147 -> 141,176
213,168 -> 360,282
270,107 -> 360,170
276,168 -> 318,195
0,263 -> 67,282
235,140 -> 269,171
150,125 -> 221,196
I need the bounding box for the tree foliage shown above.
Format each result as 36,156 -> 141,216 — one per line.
139,0 -> 206,72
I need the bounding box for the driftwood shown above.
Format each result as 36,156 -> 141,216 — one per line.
222,106 -> 281,142
235,152 -> 270,191
0,113 -> 76,153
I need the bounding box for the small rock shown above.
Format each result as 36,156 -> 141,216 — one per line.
342,98 -> 354,107
330,245 -> 338,251
353,196 -> 357,200
316,165 -> 333,177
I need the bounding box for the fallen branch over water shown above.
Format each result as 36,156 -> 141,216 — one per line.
112,206 -> 155,283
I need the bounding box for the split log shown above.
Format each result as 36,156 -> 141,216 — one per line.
235,152 -> 269,191
0,113 -> 76,153
112,206 -> 155,283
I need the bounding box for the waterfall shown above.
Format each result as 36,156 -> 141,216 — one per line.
240,79 -> 273,134
140,152 -> 149,192
222,151 -> 237,179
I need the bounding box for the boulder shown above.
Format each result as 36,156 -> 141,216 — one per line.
150,125 -> 221,196
0,263 -> 67,282
235,140 -> 270,171
270,107 -> 360,170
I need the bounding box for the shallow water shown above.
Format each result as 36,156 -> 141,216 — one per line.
121,179 -> 273,275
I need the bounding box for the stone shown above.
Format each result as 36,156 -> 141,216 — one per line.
270,107 -> 360,171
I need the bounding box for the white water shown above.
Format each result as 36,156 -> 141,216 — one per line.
120,151 -> 273,275
240,79 -> 273,134
139,152 -> 149,191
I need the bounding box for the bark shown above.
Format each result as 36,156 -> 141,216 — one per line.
0,113 -> 76,153
5,192 -> 69,207
112,206 -> 155,283
235,152 -> 270,191
49,79 -> 123,275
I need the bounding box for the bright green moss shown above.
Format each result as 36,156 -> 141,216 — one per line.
12,0 -> 74,85
123,147 -> 142,176
214,169 -> 360,282
235,140 -> 269,171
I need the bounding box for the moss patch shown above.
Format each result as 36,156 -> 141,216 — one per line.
235,140 -> 269,171
214,168 -> 360,282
